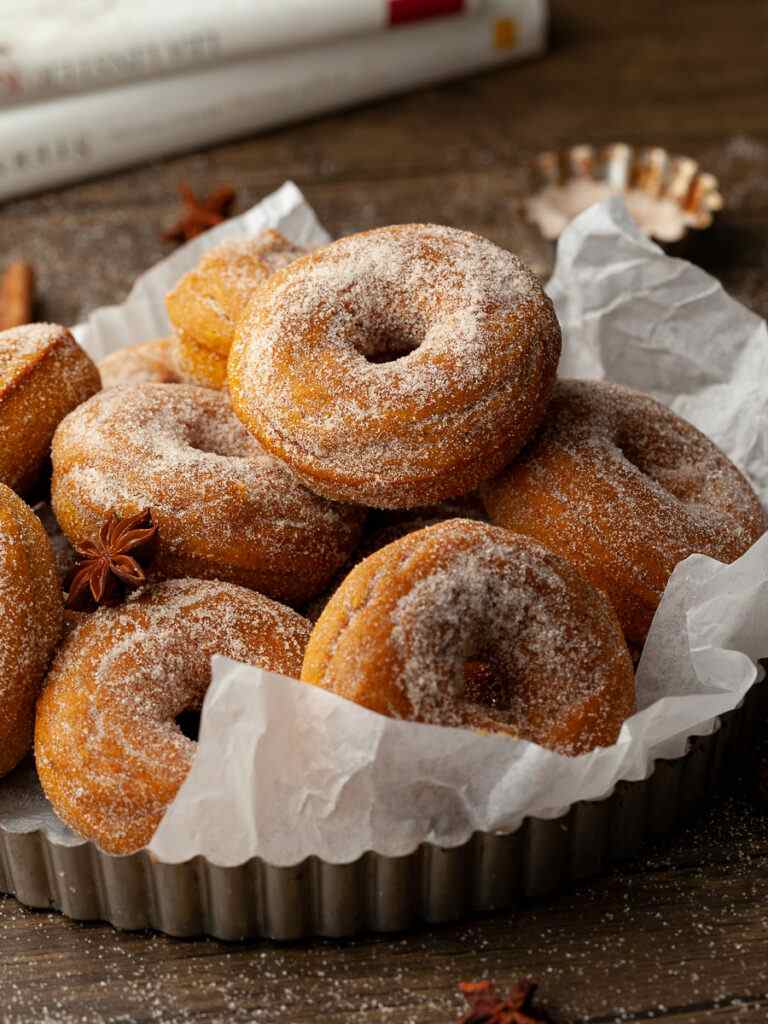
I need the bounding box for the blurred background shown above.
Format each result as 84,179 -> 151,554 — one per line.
1,0 -> 767,329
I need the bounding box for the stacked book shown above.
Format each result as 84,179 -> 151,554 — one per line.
0,0 -> 547,201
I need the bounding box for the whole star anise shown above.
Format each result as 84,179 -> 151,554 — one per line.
64,509 -> 158,611
458,979 -> 556,1024
162,182 -> 237,244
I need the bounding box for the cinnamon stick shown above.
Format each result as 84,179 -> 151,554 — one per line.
0,261 -> 35,330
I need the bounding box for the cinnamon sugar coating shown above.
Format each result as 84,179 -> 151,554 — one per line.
304,496 -> 489,622
0,484 -> 62,777
302,519 -> 635,755
172,332 -> 228,389
166,230 -> 305,388
228,224 -> 561,508
483,380 -> 767,648
35,578 -> 311,853
0,323 -> 101,496
51,383 -> 366,605
99,337 -> 181,388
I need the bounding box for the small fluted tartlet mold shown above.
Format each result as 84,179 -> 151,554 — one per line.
526,142 -> 723,242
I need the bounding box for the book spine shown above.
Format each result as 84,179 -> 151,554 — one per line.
0,0 -> 547,203
0,0 -> 483,108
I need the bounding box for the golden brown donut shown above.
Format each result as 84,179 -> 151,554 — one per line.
0,483 -> 62,777
228,224 -> 561,508
35,578 -> 311,854
0,323 -> 100,496
302,519 -> 635,755
51,382 -> 365,605
172,332 -> 227,389
304,496 -> 489,622
98,337 -> 181,388
305,492 -> 488,624
483,379 -> 767,649
166,230 -> 305,388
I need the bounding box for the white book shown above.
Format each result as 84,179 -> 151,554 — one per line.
0,0 -> 484,107
0,0 -> 547,202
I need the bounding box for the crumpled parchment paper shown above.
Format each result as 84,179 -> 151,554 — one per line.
2,186 -> 766,866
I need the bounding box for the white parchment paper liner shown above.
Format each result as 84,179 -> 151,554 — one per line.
1,186 -> 766,868
71,180 -> 331,359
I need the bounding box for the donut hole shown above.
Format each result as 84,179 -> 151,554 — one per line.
355,327 -> 421,364
175,708 -> 201,741
349,306 -> 425,364
615,434 -> 650,477
367,333 -> 421,363
462,658 -> 512,711
616,433 -> 688,499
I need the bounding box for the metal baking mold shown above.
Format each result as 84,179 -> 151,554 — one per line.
526,142 -> 723,242
0,678 -> 763,941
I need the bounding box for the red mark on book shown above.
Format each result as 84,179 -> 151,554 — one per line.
389,0 -> 465,25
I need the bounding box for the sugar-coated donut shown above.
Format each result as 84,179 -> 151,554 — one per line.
228,224 -> 561,508
483,380 -> 767,648
0,323 -> 100,496
35,578 -> 311,853
304,495 -> 489,622
0,484 -> 62,777
302,519 -> 635,755
166,230 -> 305,388
51,383 -> 365,605
99,337 -> 181,388
172,332 -> 228,389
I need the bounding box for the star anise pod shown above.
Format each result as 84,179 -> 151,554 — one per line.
162,182 -> 237,244
457,980 -> 556,1024
64,509 -> 158,611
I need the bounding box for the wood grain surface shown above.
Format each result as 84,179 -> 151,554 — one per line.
2,1 -> 768,1021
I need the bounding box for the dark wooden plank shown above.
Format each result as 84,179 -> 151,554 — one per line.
1,792 -> 767,1023
1,0 -> 768,1020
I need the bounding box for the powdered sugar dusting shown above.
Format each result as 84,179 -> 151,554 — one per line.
36,578 -> 311,852
304,499 -> 488,622
0,323 -> 68,380
0,322 -> 101,494
203,233 -> 306,296
0,485 -> 62,775
99,337 -> 181,388
166,230 -> 306,350
312,519 -> 633,755
230,224 -> 560,507
51,383 -> 365,605
483,379 -> 767,644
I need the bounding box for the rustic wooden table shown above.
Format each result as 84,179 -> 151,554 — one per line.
2,2 -> 768,1021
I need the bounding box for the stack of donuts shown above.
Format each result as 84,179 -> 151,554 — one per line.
0,223 -> 764,855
